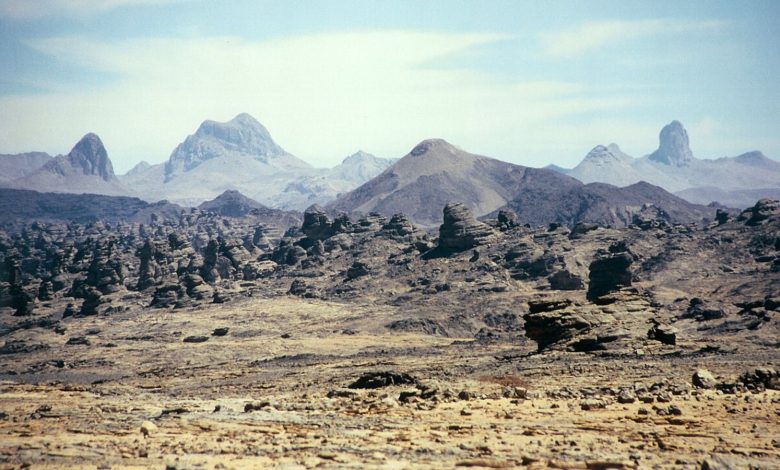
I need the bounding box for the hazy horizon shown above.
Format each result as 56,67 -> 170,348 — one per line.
1,0 -> 779,173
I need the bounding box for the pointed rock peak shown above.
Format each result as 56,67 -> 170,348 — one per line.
648,120 -> 694,166
68,133 -> 114,180
606,143 -> 622,153
410,138 -> 456,157
72,133 -> 106,158
215,189 -> 246,199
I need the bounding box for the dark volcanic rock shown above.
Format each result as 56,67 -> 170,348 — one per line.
348,371 -> 416,389
548,270 -> 584,290
648,322 -> 678,345
586,252 -> 633,301
737,198 -> 780,226
527,299 -> 572,314
523,310 -> 591,351
682,298 -> 728,321
385,318 -> 448,336
288,279 -> 320,298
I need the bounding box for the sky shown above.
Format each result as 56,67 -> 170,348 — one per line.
0,0 -> 778,173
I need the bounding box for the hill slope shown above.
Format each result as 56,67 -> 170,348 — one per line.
330,139 -> 712,227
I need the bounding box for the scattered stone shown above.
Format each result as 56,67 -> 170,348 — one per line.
140,420 -> 158,437
648,322 -> 678,345
182,335 -> 209,343
348,372 -> 416,389
65,336 -> 90,346
212,327 -> 229,337
692,369 -> 717,389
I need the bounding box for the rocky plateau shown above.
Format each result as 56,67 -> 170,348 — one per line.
0,193 -> 779,468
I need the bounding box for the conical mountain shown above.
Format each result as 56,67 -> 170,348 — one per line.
60,133 -> 116,180
4,133 -> 127,196
329,138 -> 581,227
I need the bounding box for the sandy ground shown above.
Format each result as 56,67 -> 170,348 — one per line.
1,295 -> 779,469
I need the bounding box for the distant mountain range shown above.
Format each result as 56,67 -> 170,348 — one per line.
0,115 -> 776,225
0,114 -> 394,210
329,138 -> 713,228
554,121 -> 780,208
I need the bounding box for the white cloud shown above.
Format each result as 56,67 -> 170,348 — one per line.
542,19 -> 726,58
0,31 -> 641,172
0,0 -> 186,19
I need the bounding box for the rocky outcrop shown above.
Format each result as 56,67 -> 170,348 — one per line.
301,205 -> 335,241
437,203 -> 496,252
737,198 -> 780,226
586,250 -> 633,302
380,214 -> 422,241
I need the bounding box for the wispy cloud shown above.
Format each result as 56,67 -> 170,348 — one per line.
0,0 -> 186,19
542,19 -> 726,58
0,31 -> 639,171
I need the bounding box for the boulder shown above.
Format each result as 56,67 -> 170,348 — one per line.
737,198 -> 780,226
692,369 -> 717,389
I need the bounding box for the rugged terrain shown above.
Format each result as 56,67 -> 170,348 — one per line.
1,198 -> 779,468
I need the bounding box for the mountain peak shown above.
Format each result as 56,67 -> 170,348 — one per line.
581,144 -> 631,166
648,120 -> 694,166
410,139 -> 456,157
67,133 -> 115,181
166,113 -> 295,179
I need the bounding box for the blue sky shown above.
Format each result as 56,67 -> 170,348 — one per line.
0,0 -> 778,173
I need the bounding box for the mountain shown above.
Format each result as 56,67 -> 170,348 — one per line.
329,138 -> 711,228
275,151 -> 396,209
124,161 -> 151,177
0,152 -> 52,183
0,188 -> 182,230
164,113 -> 309,181
647,120 -> 694,166
197,189 -> 302,229
564,121 -> 780,207
123,113 -> 315,207
495,181 -> 713,228
3,134 -> 128,196
121,114 -> 390,210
